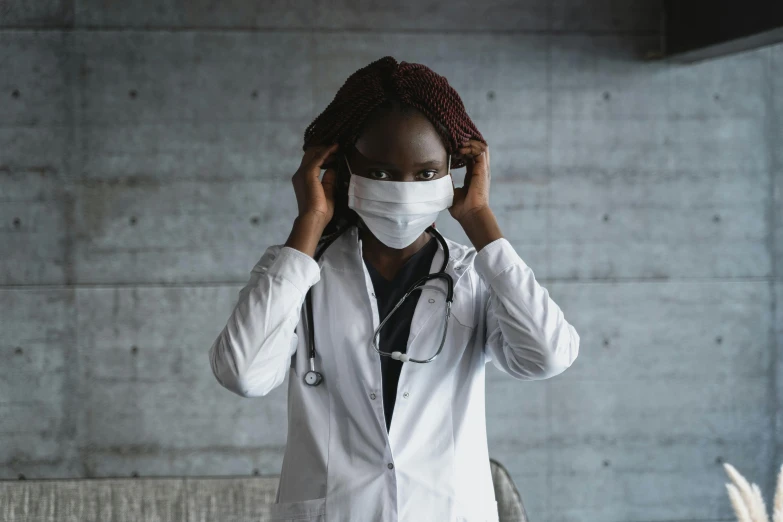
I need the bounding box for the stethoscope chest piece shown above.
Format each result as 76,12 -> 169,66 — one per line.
304,369 -> 323,387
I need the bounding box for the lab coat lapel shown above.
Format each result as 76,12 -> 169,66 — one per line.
319,227 -> 383,390
388,233 -> 461,448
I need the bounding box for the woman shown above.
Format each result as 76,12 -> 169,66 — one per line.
208,56 -> 580,522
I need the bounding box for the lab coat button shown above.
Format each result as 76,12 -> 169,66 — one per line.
370,393 -> 376,400
387,463 -> 394,470
428,298 -> 435,303
403,392 -> 409,398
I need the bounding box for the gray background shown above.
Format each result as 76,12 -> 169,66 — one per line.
1,1 -> 781,520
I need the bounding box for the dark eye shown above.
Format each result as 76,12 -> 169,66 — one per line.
416,170 -> 438,181
368,170 -> 390,180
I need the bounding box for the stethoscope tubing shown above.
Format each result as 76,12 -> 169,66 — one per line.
303,225 -> 453,387
370,271 -> 453,363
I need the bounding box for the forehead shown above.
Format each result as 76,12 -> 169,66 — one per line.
353,109 -> 446,165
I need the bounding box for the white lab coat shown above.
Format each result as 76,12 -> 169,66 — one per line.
209,224 -> 580,522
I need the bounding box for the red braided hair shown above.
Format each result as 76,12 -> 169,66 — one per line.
302,55 -> 486,239
303,56 -> 485,169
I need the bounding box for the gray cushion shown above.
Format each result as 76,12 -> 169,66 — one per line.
1,459 -> 527,521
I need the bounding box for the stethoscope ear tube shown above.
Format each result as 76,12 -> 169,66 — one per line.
304,291 -> 322,387
303,228 -> 346,387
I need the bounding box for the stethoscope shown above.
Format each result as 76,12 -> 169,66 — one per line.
303,224 -> 454,387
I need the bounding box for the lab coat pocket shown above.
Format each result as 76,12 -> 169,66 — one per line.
449,277 -> 478,330
268,496 -> 326,521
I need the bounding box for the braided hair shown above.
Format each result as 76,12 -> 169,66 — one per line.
302,55 -> 486,241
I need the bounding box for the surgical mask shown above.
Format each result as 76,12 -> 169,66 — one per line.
345,154 -> 454,249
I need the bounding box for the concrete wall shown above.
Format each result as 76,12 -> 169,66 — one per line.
1,2 -> 781,520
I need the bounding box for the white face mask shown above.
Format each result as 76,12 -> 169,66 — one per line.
345,153 -> 454,249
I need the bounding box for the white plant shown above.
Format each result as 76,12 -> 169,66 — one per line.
723,462 -> 783,522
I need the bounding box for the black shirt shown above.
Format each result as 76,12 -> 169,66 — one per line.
364,235 -> 439,432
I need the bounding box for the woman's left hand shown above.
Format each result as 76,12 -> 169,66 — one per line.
448,139 -> 491,224
448,140 -> 503,251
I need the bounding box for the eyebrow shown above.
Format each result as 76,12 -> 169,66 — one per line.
363,157 -> 443,169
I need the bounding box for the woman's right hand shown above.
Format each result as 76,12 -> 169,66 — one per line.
291,143 -> 340,228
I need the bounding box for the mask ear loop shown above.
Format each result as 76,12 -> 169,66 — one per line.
342,152 -> 352,186
431,153 -> 452,231
343,153 -> 370,233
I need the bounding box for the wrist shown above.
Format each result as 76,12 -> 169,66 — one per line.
457,205 -> 492,227
458,206 -> 502,252
295,212 -> 330,232
285,214 -> 329,257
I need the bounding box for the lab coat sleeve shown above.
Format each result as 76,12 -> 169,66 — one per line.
473,237 -> 579,380
208,244 -> 321,397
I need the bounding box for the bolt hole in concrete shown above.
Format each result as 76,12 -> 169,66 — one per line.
251,90 -> 258,99
15,347 -> 22,355
250,216 -> 260,225
715,336 -> 722,344
131,345 -> 138,354
713,214 -> 720,222
603,213 -> 609,221
11,89 -> 20,98
18,474 -> 25,480
129,89 -> 137,99
486,90 -> 495,101
129,216 -> 137,225
13,217 -> 20,227
603,91 -> 611,100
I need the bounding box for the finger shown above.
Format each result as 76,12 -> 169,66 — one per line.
457,140 -> 486,157
298,147 -> 339,183
471,146 -> 488,167
462,147 -> 475,186
302,143 -> 339,169
460,143 -> 488,169
305,143 -> 339,154
320,146 -> 341,173
469,149 -> 488,179
314,143 -> 340,165
302,144 -> 327,162
485,146 -> 490,180
321,168 -> 337,202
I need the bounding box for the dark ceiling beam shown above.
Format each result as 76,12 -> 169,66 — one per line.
664,0 -> 783,62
